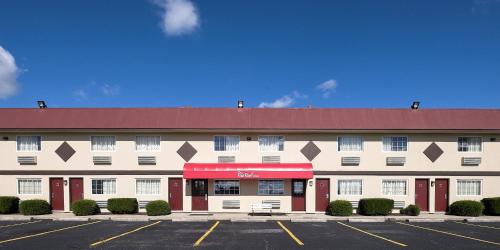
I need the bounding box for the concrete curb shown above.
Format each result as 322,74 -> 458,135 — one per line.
172,218 -> 209,222
291,218 -> 327,223
348,218 -> 385,223
465,218 -> 500,222
52,217 -> 91,222
0,217 -> 33,221
231,218 -> 268,222
407,218 -> 445,222
111,217 -> 150,222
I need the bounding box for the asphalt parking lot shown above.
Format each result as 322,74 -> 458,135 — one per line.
0,220 -> 499,249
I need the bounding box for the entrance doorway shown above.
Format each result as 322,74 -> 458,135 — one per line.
415,179 -> 429,211
435,179 -> 449,212
191,179 -> 208,211
50,178 -> 64,210
69,178 -> 84,209
315,179 -> 330,212
169,178 -> 183,211
292,179 -> 306,211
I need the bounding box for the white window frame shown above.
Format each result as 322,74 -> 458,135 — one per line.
337,136 -> 364,152
337,179 -> 363,196
91,178 -> 117,195
382,136 -> 409,152
457,137 -> 483,153
213,135 -> 240,152
258,135 -> 285,152
135,178 -> 161,195
17,178 -> 42,195
135,135 -> 161,152
257,179 -> 285,195
381,179 -> 408,196
456,179 -> 482,196
90,135 -> 117,152
16,135 -> 42,152
214,180 -> 240,195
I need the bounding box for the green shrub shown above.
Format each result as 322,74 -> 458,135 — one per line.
107,198 -> 138,214
449,200 -> 484,217
145,200 -> 171,216
19,199 -> 51,215
327,200 -> 353,216
72,199 -> 100,216
0,196 -> 20,214
481,197 -> 500,216
358,198 -> 394,216
400,204 -> 420,216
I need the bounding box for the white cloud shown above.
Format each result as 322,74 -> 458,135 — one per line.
258,91 -> 307,108
156,0 -> 199,36
316,79 -> 338,98
101,84 -> 120,96
0,46 -> 20,99
72,89 -> 88,100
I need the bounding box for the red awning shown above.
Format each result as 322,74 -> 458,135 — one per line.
183,163 -> 313,179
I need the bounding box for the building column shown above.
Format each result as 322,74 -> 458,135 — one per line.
429,177 -> 436,213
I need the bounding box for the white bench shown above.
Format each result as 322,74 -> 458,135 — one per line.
250,203 -> 273,215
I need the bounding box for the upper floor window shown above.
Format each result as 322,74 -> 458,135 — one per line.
214,136 -> 239,152
136,136 -> 161,152
382,136 -> 408,152
17,179 -> 42,195
457,180 -> 481,196
382,180 -> 407,195
92,179 -> 116,195
259,136 -> 284,152
136,179 -> 160,195
17,136 -> 41,152
91,136 -> 116,152
338,179 -> 362,195
338,136 -> 363,152
458,137 -> 482,152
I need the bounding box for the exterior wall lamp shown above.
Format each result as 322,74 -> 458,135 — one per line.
431,181 -> 435,187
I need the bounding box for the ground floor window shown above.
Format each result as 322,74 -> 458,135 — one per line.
382,180 -> 407,195
457,180 -> 481,196
258,180 -> 284,195
136,179 -> 160,195
214,180 -> 240,195
338,179 -> 362,195
18,179 -> 42,195
92,179 -> 116,195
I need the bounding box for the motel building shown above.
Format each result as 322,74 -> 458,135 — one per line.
1,102 -> 500,214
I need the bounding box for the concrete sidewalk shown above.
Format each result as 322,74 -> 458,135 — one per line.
1,212 -> 499,223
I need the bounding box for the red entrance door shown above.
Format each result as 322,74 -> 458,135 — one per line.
69,178 -> 84,209
50,178 -> 64,210
169,178 -> 183,211
192,179 -> 208,211
435,179 -> 449,212
415,179 -> 429,211
315,179 -> 330,212
292,180 -> 306,211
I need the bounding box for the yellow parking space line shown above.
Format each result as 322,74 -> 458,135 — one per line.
277,221 -> 304,246
396,222 -> 500,247
0,221 -> 101,244
338,222 -> 407,247
454,221 -> 500,230
90,221 -> 161,247
0,220 -> 42,229
194,221 -> 220,247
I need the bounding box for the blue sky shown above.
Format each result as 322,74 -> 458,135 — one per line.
0,0 -> 499,108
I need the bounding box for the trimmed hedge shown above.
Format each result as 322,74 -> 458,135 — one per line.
107,198 -> 138,214
481,197 -> 500,216
449,200 -> 484,217
19,199 -> 52,215
145,200 -> 171,216
400,204 -> 420,216
327,200 -> 353,216
358,198 -> 394,216
0,196 -> 20,214
72,199 -> 100,216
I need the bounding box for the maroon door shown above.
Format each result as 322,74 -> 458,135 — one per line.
415,179 -> 429,211
292,180 -> 306,211
69,178 -> 84,209
192,179 -> 208,211
50,178 -> 64,210
315,179 -> 330,212
169,178 -> 183,211
435,179 -> 449,212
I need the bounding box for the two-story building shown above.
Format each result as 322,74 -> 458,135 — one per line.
1,105 -> 499,214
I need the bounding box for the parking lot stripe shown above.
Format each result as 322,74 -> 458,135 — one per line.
0,221 -> 101,244
337,222 -> 407,247
454,221 -> 500,230
277,221 -> 304,246
396,222 -> 500,247
194,221 -> 220,247
0,220 -> 42,228
89,221 -> 161,247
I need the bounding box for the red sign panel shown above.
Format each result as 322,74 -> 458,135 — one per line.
183,163 -> 313,179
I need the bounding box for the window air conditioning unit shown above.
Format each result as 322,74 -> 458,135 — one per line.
138,156 -> 156,165
462,157 -> 481,166
93,156 -> 112,165
262,156 -> 280,163
341,157 -> 360,166
18,156 -> 37,165
386,157 -> 406,166
218,156 -> 235,163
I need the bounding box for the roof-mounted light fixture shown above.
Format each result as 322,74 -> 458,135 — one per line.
237,100 -> 244,109
411,101 -> 420,110
37,101 -> 47,109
